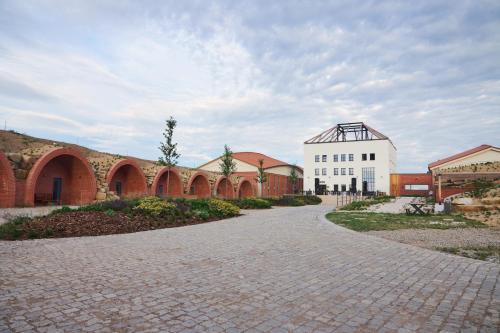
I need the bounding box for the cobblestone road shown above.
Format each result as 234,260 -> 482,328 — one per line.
1,206 -> 499,332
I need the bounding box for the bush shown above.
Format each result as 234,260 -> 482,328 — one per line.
193,209 -> 210,220
133,196 -> 177,217
299,195 -> 322,205
265,196 -> 305,206
227,198 -> 272,209
0,215 -> 32,240
207,199 -> 240,217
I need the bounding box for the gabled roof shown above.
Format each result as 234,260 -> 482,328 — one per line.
304,122 -> 390,144
428,144 -> 497,170
199,152 -> 302,171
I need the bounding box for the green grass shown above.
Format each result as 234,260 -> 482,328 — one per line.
325,211 -> 486,232
437,245 -> 500,261
339,195 -> 393,211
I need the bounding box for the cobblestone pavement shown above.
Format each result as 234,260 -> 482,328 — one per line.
1,206 -> 499,332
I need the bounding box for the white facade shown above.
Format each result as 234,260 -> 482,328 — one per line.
303,139 -> 396,194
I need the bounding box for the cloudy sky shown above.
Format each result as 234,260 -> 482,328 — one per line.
0,1 -> 499,171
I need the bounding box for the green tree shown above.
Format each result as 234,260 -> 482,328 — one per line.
256,159 -> 267,197
219,145 -> 237,198
289,164 -> 298,194
158,116 -> 180,197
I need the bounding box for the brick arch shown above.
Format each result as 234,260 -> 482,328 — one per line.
0,151 -> 16,208
106,159 -> 147,198
24,148 -> 97,207
214,176 -> 235,199
237,178 -> 255,198
151,167 -> 183,197
187,171 -> 211,198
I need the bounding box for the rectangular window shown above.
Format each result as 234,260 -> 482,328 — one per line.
322,155 -> 327,162
315,155 -> 320,162
370,153 -> 375,161
322,168 -> 327,175
362,167 -> 375,192
341,184 -> 346,192
404,184 -> 429,190
334,168 -> 338,175
349,168 -> 354,175
349,154 -> 354,161
333,184 -> 339,192
341,154 -> 346,162
315,168 -> 319,176
362,153 -> 367,161
333,154 -> 338,162
341,168 -> 346,175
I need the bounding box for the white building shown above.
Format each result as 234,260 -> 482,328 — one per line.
303,122 -> 396,194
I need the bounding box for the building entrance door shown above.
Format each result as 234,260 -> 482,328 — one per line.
351,178 -> 357,193
116,181 -> 123,196
52,177 -> 62,205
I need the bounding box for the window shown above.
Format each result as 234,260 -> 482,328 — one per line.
333,154 -> 338,162
322,168 -> 327,176
315,155 -> 320,162
334,168 -> 338,175
341,184 -> 346,192
322,155 -> 327,162
370,153 -> 375,161
341,168 -> 346,175
349,168 -> 354,175
341,154 -> 346,162
314,168 -> 319,176
362,167 -> 375,192
404,184 -> 429,191
362,153 -> 367,161
333,184 -> 339,192
349,154 -> 354,161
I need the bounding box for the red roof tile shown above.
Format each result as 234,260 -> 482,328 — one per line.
428,144 -> 494,169
232,152 -> 292,169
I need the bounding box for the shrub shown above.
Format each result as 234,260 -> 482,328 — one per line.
227,198 -> 272,209
105,209 -> 116,217
266,196 -> 306,207
299,195 -> 322,205
133,196 -> 177,216
0,215 -> 32,240
193,209 -> 210,220
207,199 -> 240,217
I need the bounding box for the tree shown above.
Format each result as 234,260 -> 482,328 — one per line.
289,164 -> 298,194
219,145 -> 237,198
255,159 -> 267,197
158,116 -> 180,197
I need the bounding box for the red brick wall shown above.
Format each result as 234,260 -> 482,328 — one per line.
0,151 -> 16,207
238,180 -> 254,198
188,173 -> 211,198
390,173 -> 432,197
215,177 -> 234,198
107,160 -> 147,198
152,169 -> 182,197
24,148 -> 97,206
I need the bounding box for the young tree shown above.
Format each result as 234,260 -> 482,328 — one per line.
289,164 -> 298,194
219,145 -> 237,198
158,116 -> 180,197
256,159 -> 267,197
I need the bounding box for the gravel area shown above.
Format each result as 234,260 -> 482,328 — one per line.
366,228 -> 500,249
365,196 -> 416,213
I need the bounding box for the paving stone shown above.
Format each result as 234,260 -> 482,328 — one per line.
0,206 -> 499,332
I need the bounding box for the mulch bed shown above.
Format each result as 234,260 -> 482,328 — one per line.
7,211 -> 223,240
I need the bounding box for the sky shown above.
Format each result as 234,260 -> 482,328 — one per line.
0,0 -> 499,172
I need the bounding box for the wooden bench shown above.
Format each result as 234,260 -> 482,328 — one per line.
34,193 -> 60,206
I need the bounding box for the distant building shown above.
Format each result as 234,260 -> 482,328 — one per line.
303,122 -> 396,195
428,144 -> 500,201
198,152 -> 303,197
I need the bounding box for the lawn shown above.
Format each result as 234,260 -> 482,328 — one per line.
436,245 -> 500,262
326,211 -> 486,232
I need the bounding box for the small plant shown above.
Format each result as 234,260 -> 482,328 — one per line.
105,209 -> 116,217
207,198 -> 240,217
227,198 -> 272,209
51,206 -> 73,214
134,196 -> 176,216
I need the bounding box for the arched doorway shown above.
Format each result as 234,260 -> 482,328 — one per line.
215,176 -> 234,198
238,179 -> 254,198
187,172 -> 211,198
0,151 -> 16,208
24,148 -> 96,206
106,159 -> 147,198
152,167 -> 183,197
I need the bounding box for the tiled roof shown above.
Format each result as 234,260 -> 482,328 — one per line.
232,152 -> 294,169
428,144 -> 494,169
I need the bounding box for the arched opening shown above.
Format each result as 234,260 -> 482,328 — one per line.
215,176 -> 234,199
152,167 -> 183,197
188,172 -> 211,198
238,179 -> 254,198
106,160 -> 147,198
0,151 -> 16,208
24,148 -> 96,206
